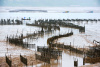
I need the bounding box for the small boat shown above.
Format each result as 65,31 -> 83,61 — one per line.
22,18 -> 31,20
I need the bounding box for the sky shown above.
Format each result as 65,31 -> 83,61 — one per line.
0,0 -> 100,7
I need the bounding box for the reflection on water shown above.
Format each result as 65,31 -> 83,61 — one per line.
0,13 -> 100,67
0,25 -> 84,67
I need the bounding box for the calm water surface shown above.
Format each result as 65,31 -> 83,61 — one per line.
0,13 -> 100,67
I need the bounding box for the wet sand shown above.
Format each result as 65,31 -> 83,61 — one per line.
0,25 -> 41,67
80,63 -> 100,67
0,41 -> 41,67
0,20 -> 100,67
54,34 -> 94,48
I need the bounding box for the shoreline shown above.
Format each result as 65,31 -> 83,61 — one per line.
0,41 -> 42,67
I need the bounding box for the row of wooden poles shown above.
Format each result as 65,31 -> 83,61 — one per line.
35,19 -> 99,22
85,40 -> 100,60
26,23 -> 60,31
47,31 -> 100,65
26,27 -> 56,39
0,19 -> 23,25
47,32 -> 84,54
35,32 -> 83,67
36,46 -> 62,64
6,34 -> 36,49
6,32 -> 85,66
5,26 -> 63,66
47,32 -> 82,67
6,25 -> 57,48
0,18 -> 88,33
5,47 -> 63,67
5,32 -> 85,67
5,18 -> 99,66
0,18 -> 99,25
26,21 -> 63,65
34,19 -> 85,32
26,19 -> 85,64
5,54 -> 28,67
47,31 -> 100,57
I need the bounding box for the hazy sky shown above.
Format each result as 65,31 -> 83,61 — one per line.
0,0 -> 100,7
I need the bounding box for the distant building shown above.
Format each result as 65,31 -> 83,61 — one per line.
88,11 -> 93,13
63,11 -> 69,13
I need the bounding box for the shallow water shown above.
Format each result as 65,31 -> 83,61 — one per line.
0,13 -> 100,67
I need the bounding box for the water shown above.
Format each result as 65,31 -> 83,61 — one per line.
0,13 -> 100,67
0,13 -> 100,19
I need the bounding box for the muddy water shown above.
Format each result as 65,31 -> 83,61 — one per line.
0,25 -> 81,67
0,13 -> 100,67
73,21 -> 100,44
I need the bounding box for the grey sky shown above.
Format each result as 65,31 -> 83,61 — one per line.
0,0 -> 100,7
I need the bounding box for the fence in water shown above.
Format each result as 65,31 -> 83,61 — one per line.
47,32 -> 84,54
37,46 -> 62,57
0,19 -> 23,25
86,45 -> 100,58
23,43 -> 35,49
35,19 -> 98,23
6,34 -> 36,49
5,54 -> 12,67
50,43 -> 83,54
85,57 -> 100,63
74,59 -> 78,67
81,44 -> 100,64
36,46 -> 62,63
47,32 -> 73,44
35,53 -> 50,64
34,19 -> 86,32
20,54 -> 27,66
26,23 -> 60,31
